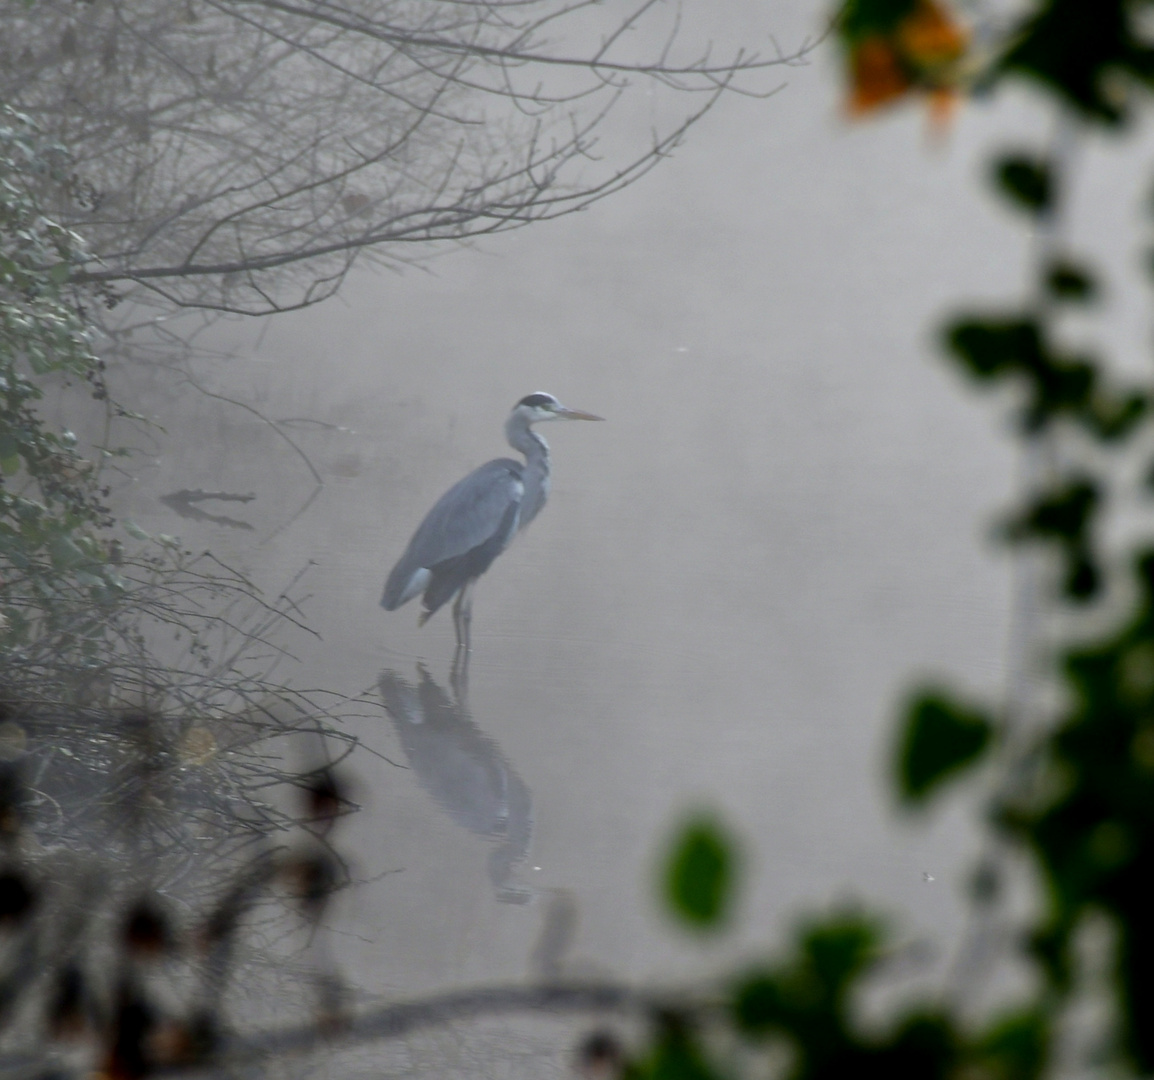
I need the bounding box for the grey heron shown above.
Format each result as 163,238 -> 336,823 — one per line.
381,392 -> 603,653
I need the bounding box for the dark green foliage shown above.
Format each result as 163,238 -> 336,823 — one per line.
945,317 -> 1088,431
895,690 -> 992,805
1001,476 -> 1101,600
1003,478 -> 1098,545
944,315 -> 1145,439
628,4 -> 1154,1080
969,1009 -> 1050,1080
727,916 -> 967,1079
1,106 -> 125,647
630,897 -> 1049,1080
929,8 -> 1154,1052
869,1015 -> 957,1080
1045,259 -> 1096,302
837,0 -> 917,40
994,155 -> 1054,215
626,1014 -> 723,1080
985,548 -> 1154,1071
662,816 -> 735,930
998,0 -> 1154,125
732,916 -> 879,1041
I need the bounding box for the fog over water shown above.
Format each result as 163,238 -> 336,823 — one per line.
107,0 -> 1090,1004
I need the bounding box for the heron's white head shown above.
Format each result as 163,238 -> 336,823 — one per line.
512,392 -> 603,424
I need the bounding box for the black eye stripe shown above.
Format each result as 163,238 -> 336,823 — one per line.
517,393 -> 556,408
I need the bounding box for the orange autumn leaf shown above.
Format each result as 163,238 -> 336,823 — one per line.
899,0 -> 968,67
849,36 -> 912,115
844,0 -> 968,120
926,86 -> 962,133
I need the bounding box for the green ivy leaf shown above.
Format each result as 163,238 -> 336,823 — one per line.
731,972 -> 782,1037
662,815 -> 736,931
1000,477 -> 1102,601
994,155 -> 1054,215
1086,390 -> 1146,442
837,0 -> 917,41
943,313 -> 1143,441
1044,259 -> 1096,302
972,1007 -> 1049,1080
1063,553 -> 1101,600
732,913 -> 884,1054
872,1014 -> 958,1074
896,690 -> 993,806
632,1016 -> 721,1080
998,0 -> 1142,125
1002,477 -> 1098,546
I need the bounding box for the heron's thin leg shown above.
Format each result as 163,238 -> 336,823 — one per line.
452,587 -> 467,652
461,581 -> 474,653
451,581 -> 475,653
451,647 -> 470,703
450,582 -> 474,702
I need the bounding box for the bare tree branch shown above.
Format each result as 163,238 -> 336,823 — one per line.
1,0 -> 812,315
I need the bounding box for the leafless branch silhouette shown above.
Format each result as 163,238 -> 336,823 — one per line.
2,0 -> 813,315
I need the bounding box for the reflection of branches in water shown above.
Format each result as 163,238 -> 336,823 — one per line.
127,350 -> 330,544
174,369 -> 324,488
0,626 -> 645,1078
0,546 -> 380,891
201,983 -> 650,1070
0,695 -> 641,1080
160,489 -> 257,531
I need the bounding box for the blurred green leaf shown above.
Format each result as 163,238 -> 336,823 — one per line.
896,690 -> 993,805
732,913 -> 887,1073
731,972 -> 782,1037
1002,477 -> 1098,545
1044,259 -> 1096,302
994,155 -> 1054,214
1086,390 -> 1146,442
1001,477 -> 1102,601
837,0 -> 917,41
972,1007 -> 1049,1080
998,0 -> 1148,125
944,314 -> 1143,440
629,1015 -> 721,1080
1063,554 -> 1101,601
800,915 -> 879,998
945,316 -> 1045,379
662,815 -> 736,930
48,534 -> 86,570
872,1014 -> 957,1077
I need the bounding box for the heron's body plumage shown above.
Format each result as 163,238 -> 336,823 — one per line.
381,458 -> 525,614
381,392 -> 601,654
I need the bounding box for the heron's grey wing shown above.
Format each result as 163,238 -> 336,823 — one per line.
382,459 -> 524,610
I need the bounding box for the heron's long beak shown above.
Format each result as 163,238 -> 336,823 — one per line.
556,407 -> 604,421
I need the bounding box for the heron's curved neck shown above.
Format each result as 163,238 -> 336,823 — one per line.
505,412 -> 551,529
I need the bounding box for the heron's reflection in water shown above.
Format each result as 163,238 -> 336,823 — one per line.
378,664 -> 533,903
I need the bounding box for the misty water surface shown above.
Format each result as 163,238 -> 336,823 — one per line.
102,0 -> 1085,1006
